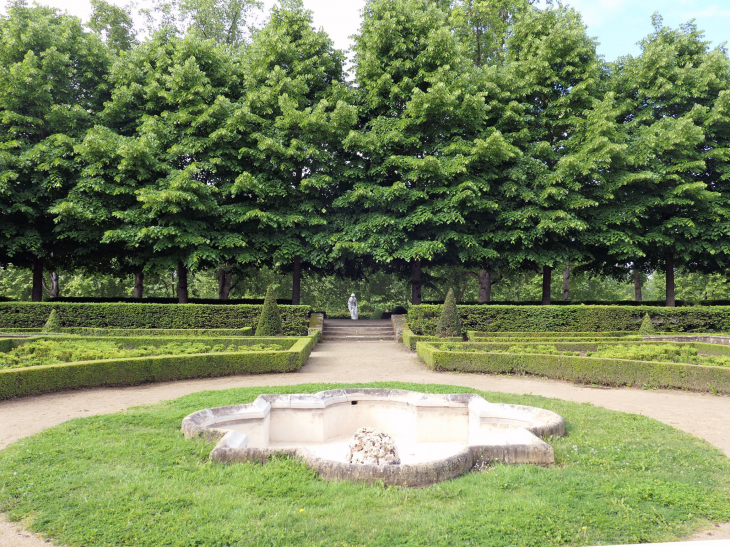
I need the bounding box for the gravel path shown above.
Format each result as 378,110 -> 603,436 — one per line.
1,340 -> 730,545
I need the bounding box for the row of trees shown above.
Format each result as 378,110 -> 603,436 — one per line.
1,0 -> 729,306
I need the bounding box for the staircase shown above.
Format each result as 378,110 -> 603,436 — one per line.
322,319 -> 394,342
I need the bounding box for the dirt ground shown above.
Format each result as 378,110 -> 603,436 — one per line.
1,340 -> 729,546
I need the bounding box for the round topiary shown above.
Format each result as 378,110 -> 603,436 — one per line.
638,313 -> 656,335
255,285 -> 283,336
41,309 -> 62,333
436,288 -> 462,338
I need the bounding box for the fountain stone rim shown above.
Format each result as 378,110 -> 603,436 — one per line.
182,388 -> 565,487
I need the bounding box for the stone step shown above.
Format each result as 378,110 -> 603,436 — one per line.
323,335 -> 394,342
323,327 -> 393,334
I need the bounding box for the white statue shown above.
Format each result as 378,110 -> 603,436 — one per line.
348,293 -> 358,320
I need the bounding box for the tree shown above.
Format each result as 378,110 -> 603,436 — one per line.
0,1 -> 109,301
487,5 -> 608,305
233,0 -> 356,305
336,0 -> 515,305
54,32 -> 254,303
87,0 -> 136,52
605,14 -> 730,306
450,0 -> 537,67
142,0 -> 261,47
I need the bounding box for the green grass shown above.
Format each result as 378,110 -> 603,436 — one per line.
0,339 -> 284,369
1,382 -> 729,546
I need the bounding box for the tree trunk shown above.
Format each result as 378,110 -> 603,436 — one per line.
177,261 -> 188,304
633,269 -> 642,302
217,268 -> 232,300
477,269 -> 492,303
542,265 -> 552,305
411,259 -> 422,305
562,266 -> 570,301
31,257 -> 43,302
292,255 -> 301,305
134,273 -> 144,298
43,271 -> 60,298
666,252 -> 675,307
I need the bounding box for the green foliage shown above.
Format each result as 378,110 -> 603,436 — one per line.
0,302 -> 310,335
53,31 -> 252,288
235,0 -> 355,274
418,342 -> 730,394
255,285 -> 283,336
598,15 -> 730,296
436,288 -> 462,337
0,2 -> 110,275
0,336 -> 316,400
370,308 -> 383,320
486,5 -> 609,275
408,304 -> 730,335
88,0 -> 136,52
1,383 -> 730,545
638,313 -> 656,335
142,0 -> 261,47
0,337 -> 283,369
449,0 -> 536,66
41,309 -> 61,334
334,0 -> 515,271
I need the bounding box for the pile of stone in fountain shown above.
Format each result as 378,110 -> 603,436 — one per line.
347,427 -> 400,465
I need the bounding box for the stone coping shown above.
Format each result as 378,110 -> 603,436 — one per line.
182,388 -> 565,487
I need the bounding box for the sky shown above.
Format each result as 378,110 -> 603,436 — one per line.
0,0 -> 728,62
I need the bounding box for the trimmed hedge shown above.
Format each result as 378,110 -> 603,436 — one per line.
466,330 -> 638,339
0,335 -> 318,400
1,327 -> 253,337
402,328 -> 461,351
50,297 -> 294,305
469,336 -> 644,343
438,340 -> 730,356
408,305 -> 730,335
417,342 -> 730,395
0,303 -> 310,335
419,299 -> 730,306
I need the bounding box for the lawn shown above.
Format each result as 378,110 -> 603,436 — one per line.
1,382 -> 729,546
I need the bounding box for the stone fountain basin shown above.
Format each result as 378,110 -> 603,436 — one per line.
182,388 -> 565,487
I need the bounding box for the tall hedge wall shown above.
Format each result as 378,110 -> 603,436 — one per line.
407,305 -> 730,335
0,303 -> 310,335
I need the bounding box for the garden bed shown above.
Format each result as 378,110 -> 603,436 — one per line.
417,341 -> 730,394
0,334 -> 318,400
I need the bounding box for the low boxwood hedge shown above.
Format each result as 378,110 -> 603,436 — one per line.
0,303 -> 310,335
0,334 -> 318,400
408,304 -> 730,335
467,330 -> 638,339
417,342 -> 730,394
468,336 -> 644,343
401,328 -> 462,351
443,340 -> 730,356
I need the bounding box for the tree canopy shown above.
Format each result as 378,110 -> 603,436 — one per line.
1,1 -> 730,307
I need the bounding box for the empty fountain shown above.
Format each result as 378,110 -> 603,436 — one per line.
182,388 -> 565,487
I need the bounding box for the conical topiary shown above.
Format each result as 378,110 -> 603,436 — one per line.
255,285 -> 283,336
41,309 -> 62,333
638,313 -> 656,335
436,288 -> 462,338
